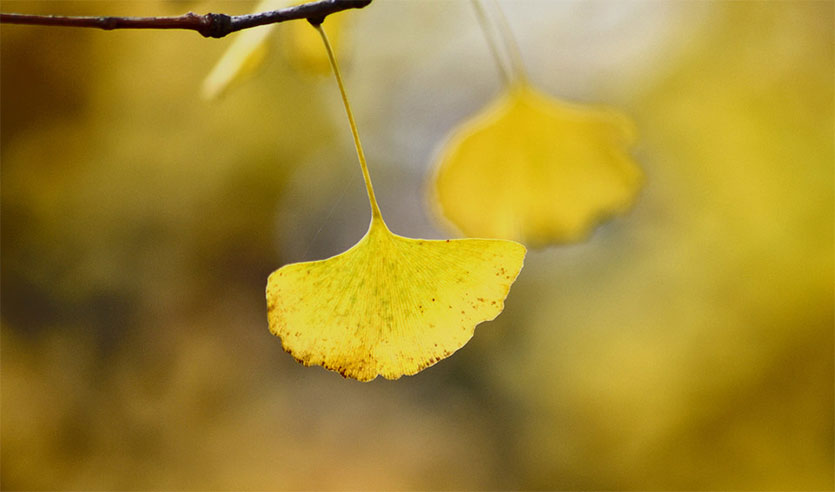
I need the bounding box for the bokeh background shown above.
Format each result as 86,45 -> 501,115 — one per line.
2,0 -> 833,490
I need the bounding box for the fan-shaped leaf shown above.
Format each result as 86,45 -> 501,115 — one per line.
267,218 -> 525,381
431,83 -> 642,246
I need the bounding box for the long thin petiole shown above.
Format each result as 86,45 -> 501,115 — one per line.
470,0 -> 511,86
314,22 -> 384,222
491,0 -> 528,84
473,0 -> 528,86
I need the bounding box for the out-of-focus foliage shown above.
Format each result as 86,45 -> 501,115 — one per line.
431,82 -> 642,246
202,0 -> 350,98
1,1 -> 832,490
202,0 -> 280,99
267,216 -> 525,381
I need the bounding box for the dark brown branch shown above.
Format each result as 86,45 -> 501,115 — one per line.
0,0 -> 372,39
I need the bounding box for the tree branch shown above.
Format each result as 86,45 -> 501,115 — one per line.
0,0 -> 372,39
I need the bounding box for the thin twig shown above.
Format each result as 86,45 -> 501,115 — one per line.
0,0 -> 372,39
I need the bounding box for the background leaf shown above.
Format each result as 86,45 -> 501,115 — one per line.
431,82 -> 641,246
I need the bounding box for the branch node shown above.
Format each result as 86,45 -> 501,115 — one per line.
201,13 -> 232,38
99,16 -> 118,30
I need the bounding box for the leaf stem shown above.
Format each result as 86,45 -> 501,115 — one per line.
313,22 -> 384,223
470,0 -> 511,86
491,0 -> 528,84
472,0 -> 528,86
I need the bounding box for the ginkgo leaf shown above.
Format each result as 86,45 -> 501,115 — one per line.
202,0 -> 285,100
267,217 -> 525,381
202,0 -> 349,99
266,24 -> 526,381
430,82 -> 642,247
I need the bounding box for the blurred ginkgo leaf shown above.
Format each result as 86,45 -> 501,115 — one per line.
201,0 -> 348,99
430,82 -> 642,247
201,0 -> 279,99
266,24 -> 526,382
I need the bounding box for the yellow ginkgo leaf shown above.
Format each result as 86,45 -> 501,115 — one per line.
202,0 -> 349,99
430,82 -> 643,247
266,24 -> 526,381
267,217 -> 525,381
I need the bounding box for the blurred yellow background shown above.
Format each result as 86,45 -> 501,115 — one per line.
1,1 -> 832,490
